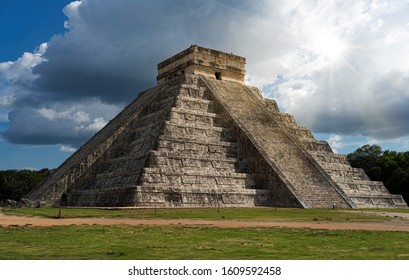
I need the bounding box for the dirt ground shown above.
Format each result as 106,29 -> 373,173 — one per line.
1,210 -> 409,232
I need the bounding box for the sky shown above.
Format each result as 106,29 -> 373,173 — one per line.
1,0 -> 409,170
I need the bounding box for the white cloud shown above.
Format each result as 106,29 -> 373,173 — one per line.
0,94 -> 14,107
259,0 -> 409,141
38,107 -> 90,123
0,0 -> 408,152
63,1 -> 82,30
2,101 -> 121,146
60,145 -> 77,153
84,117 -> 107,132
327,134 -> 344,153
384,27 -> 409,45
0,44 -> 46,81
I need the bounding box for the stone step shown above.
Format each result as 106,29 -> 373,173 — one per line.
168,107 -> 221,127
264,99 -> 280,112
325,169 -> 369,180
95,168 -> 140,179
338,179 -> 385,186
157,137 -> 236,148
336,181 -> 391,194
160,124 -> 234,143
150,149 -> 241,161
147,150 -> 245,163
178,83 -> 210,100
293,185 -> 350,207
310,152 -> 350,164
103,150 -> 148,164
302,140 -> 333,153
163,120 -> 228,132
286,126 -> 314,141
142,167 -> 256,178
155,139 -> 241,158
139,172 -> 259,189
174,95 -> 216,113
137,184 -> 267,194
314,162 -> 358,170
138,95 -> 176,116
94,173 -> 140,187
343,189 -> 391,196
275,112 -> 298,128
147,154 -> 250,172
171,107 -> 218,118
101,157 -> 145,173
130,110 -> 168,132
68,185 -> 137,207
142,165 -> 255,177
350,195 -> 408,208
133,185 -> 272,207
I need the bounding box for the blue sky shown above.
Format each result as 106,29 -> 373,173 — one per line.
0,0 -> 73,169
1,0 -> 409,170
0,1 -> 71,61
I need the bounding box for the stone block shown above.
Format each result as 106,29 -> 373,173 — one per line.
25,46 -> 407,209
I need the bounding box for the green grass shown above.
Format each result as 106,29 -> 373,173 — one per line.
1,207 -> 408,260
1,206 -> 392,223
361,208 -> 409,214
0,224 -> 408,260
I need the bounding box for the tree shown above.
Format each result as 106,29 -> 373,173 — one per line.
347,144 -> 383,171
347,145 -> 409,205
0,169 -> 51,202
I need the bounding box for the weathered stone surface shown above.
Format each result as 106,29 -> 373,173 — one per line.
25,45 -> 407,209
20,198 -> 36,208
157,45 -> 246,84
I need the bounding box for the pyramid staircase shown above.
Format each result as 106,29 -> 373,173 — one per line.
28,75 -> 274,207
251,85 -> 407,208
26,45 -> 407,208
134,75 -> 272,207
202,77 -> 353,208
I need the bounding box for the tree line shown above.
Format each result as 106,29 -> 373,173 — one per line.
0,169 -> 51,203
347,144 -> 409,204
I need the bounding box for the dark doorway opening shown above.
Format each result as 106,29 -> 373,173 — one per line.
60,193 -> 68,206
215,72 -> 222,80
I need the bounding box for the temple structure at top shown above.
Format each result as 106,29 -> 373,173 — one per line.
157,45 -> 246,84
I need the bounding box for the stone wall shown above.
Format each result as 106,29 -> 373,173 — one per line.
26,45 -> 407,209
157,45 -> 246,84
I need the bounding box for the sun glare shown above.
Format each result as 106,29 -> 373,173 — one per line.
312,33 -> 347,62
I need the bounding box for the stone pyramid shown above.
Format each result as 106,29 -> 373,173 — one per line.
26,45 -> 407,208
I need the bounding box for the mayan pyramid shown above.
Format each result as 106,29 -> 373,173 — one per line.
26,45 -> 407,209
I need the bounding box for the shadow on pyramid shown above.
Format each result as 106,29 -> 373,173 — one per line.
25,45 -> 407,209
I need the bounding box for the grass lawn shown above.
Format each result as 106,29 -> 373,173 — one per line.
1,206 -> 397,222
0,224 -> 408,260
1,207 -> 408,260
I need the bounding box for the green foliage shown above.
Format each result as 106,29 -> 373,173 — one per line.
348,145 -> 409,204
347,144 -> 383,170
0,169 -> 51,202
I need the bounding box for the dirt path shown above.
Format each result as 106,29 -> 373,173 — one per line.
1,211 -> 409,232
